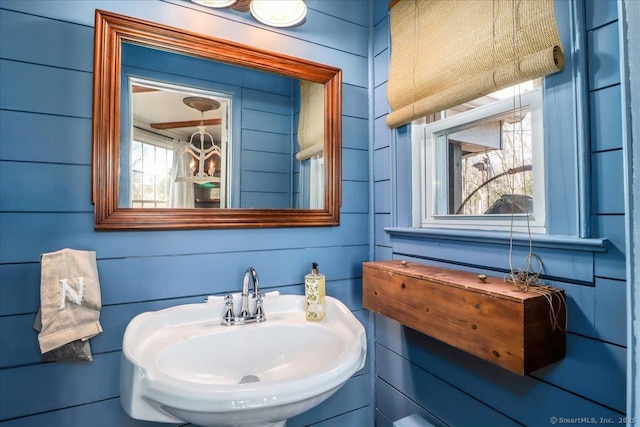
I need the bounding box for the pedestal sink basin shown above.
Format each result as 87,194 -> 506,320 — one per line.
120,293 -> 366,427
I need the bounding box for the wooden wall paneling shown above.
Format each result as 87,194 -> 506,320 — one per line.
343,148 -> 369,182
0,244 -> 368,315
376,345 -> 521,427
531,333 -> 626,413
122,43 -> 269,93
370,0 -> 629,424
342,116 -> 369,151
241,129 -> 291,153
372,16 -> 389,56
0,211 -> 368,264
343,84 -> 369,119
240,171 -> 290,193
0,163 -> 91,212
592,150 -> 625,214
306,0 -> 369,27
373,116 -> 390,150
374,52 -> 389,88
374,83 -> 389,119
373,180 -> 391,214
239,69 -> 292,96
375,378 -> 447,427
594,277 -> 628,346
307,405 -> 371,427
373,146 -> 391,181
241,151 -> 290,173
0,9 -> 93,71
240,192 -> 289,208
342,181 -> 369,213
375,409 -> 394,427
376,316 -> 624,423
375,214 -> 392,248
95,246 -> 369,304
0,398 -> 176,427
0,111 -> 92,165
590,85 -> 623,152
0,352 -> 121,420
242,88 -> 292,114
374,245 -> 393,261
390,237 -> 596,284
0,296 -> 202,369
0,1 -> 368,84
594,215 -> 627,280
587,22 -> 621,90
0,313 -> 41,368
0,60 -> 91,118
585,0 -> 618,31
241,109 -> 291,134
0,1 -> 371,425
288,374 -> 370,427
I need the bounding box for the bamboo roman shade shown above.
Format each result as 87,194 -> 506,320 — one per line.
386,0 -> 565,128
296,81 -> 325,161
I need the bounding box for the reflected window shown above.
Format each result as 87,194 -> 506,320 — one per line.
131,135 -> 173,208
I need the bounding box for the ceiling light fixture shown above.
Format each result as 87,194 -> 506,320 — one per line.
191,0 -> 237,7
176,97 -> 222,184
191,0 -> 307,28
250,0 -> 307,27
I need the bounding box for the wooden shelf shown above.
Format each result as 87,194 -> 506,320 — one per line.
363,260 -> 566,375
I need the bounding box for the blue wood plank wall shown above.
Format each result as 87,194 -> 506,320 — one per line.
0,0 -> 371,425
371,0 -> 629,426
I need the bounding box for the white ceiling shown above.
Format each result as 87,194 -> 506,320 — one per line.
132,87 -> 227,141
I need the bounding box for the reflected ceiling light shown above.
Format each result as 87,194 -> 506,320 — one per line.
191,0 -> 307,28
191,0 -> 236,7
250,0 -> 307,27
176,97 -> 222,184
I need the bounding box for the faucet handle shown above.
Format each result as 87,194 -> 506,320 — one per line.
254,293 -> 265,322
222,294 -> 235,324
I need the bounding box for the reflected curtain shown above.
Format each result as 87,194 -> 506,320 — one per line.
386,0 -> 565,128
296,81 -> 325,161
170,139 -> 194,208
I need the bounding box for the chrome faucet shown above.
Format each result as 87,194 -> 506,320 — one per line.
221,267 -> 265,326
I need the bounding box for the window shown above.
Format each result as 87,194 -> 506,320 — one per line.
130,133 -> 174,208
414,81 -> 545,233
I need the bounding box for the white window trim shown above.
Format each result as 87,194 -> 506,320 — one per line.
412,88 -> 546,233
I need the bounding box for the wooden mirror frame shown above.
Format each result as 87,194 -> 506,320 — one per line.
92,10 -> 342,230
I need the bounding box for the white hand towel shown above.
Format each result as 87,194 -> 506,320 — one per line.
34,248 -> 103,354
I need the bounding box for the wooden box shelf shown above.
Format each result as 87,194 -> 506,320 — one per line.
363,260 -> 566,375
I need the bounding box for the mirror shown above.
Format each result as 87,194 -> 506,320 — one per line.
92,10 -> 342,230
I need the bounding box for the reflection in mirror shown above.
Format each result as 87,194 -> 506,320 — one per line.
126,79 -> 231,209
120,42 -> 325,210
92,10 -> 341,229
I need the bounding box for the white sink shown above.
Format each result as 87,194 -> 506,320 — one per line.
120,293 -> 366,427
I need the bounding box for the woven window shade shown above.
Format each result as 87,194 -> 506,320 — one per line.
386,0 -> 565,129
296,81 -> 325,161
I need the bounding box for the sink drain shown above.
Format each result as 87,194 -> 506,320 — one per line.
239,374 -> 260,384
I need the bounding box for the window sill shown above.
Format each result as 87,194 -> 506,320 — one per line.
385,227 -> 608,253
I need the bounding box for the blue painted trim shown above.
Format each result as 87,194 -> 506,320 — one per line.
569,0 -> 592,237
367,2 -> 377,424
619,0 -> 639,421
385,226 -> 607,252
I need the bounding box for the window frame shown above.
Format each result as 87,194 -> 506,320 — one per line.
130,130 -> 174,208
413,87 -> 546,233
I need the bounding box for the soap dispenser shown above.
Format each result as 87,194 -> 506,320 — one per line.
305,262 -> 326,321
